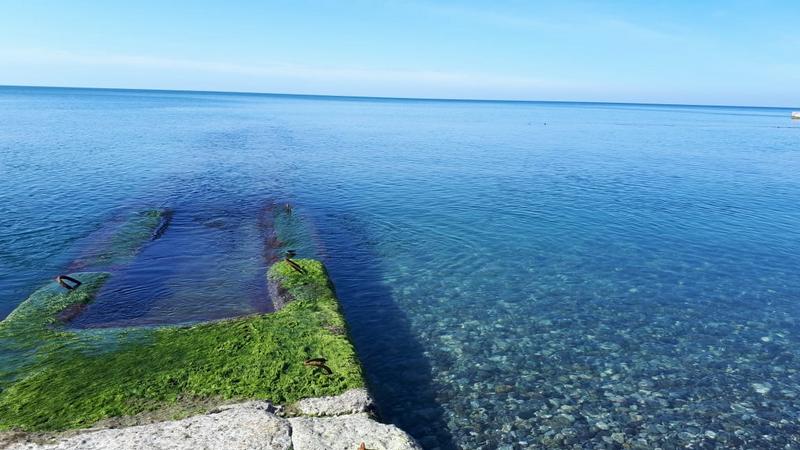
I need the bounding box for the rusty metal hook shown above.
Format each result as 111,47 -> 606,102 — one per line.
56,275 -> 82,290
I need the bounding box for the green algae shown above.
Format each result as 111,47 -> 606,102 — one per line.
0,273 -> 153,394
0,259 -> 364,432
0,273 -> 109,343
0,273 -> 110,386
0,207 -> 169,387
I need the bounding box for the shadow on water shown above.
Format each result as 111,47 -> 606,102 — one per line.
309,209 -> 457,450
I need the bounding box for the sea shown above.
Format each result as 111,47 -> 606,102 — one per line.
1,86 -> 799,448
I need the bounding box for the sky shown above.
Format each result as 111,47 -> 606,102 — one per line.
1,0 -> 798,106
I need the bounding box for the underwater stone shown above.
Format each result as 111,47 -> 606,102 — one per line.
554,414 -> 576,425
494,384 -> 513,394
752,383 -> 772,394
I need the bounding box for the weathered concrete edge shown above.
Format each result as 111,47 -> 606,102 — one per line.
2,391 -> 421,450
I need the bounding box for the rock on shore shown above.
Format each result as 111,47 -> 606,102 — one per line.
4,389 -> 421,450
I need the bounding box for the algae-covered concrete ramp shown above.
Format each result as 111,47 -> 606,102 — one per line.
0,207 -> 420,449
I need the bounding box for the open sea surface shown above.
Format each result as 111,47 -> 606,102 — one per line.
1,86 -> 799,448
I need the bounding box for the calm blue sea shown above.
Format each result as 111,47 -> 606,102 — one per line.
1,86 -> 799,448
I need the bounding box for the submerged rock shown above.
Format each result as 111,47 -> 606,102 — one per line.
752,382 -> 772,394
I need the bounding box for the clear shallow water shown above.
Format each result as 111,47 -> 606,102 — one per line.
1,86 -> 799,448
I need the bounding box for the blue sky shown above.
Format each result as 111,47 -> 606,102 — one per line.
1,1 -> 798,106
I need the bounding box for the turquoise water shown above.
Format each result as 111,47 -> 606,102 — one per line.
1,86 -> 799,448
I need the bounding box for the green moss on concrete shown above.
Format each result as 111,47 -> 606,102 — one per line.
0,259 -> 364,432
0,209 -> 166,384
0,272 -> 109,338
0,273 -> 111,386
0,273 -> 109,342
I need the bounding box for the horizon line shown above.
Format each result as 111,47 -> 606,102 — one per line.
2,83 -> 798,111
